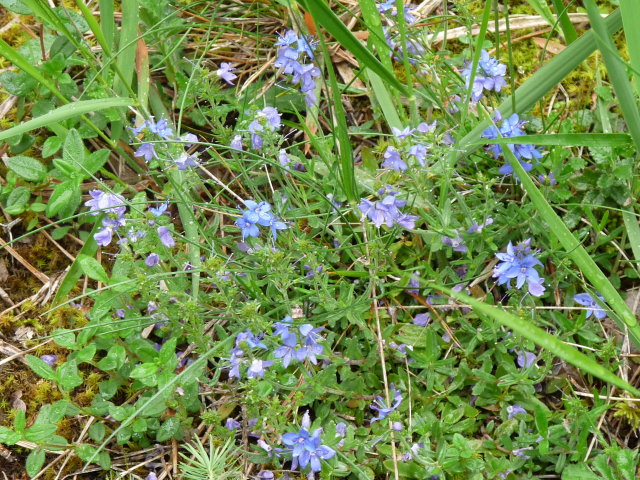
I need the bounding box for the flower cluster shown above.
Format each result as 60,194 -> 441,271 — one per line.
380,121 -> 436,172
273,317 -> 326,367
281,412 -> 336,473
131,118 -> 199,170
461,49 -> 507,102
482,112 -> 543,175
377,0 -> 417,25
274,30 -> 321,107
247,107 -> 282,150
228,330 -> 271,379
235,200 -> 288,240
359,187 -> 418,229
85,190 -> 127,247
370,384 -> 403,423
493,239 -> 545,297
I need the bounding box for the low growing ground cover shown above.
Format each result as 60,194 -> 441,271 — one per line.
0,0 -> 639,479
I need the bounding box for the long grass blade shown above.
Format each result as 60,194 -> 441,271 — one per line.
551,0 -> 578,44
441,286 -> 640,396
299,0 -> 408,96
584,0 -> 640,149
619,0 -> 640,94
0,98 -> 133,142
480,133 -> 632,147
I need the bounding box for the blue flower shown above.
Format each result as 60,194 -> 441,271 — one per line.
442,231 -> 467,253
148,203 -> 168,217
157,226 -> 175,248
247,359 -> 273,378
299,429 -> 336,472
506,404 -> 526,419
274,333 -> 297,368
359,191 -> 417,230
85,190 -> 127,217
146,118 -> 173,140
574,293 -> 607,319
145,253 -> 160,267
381,145 -> 407,171
295,342 -> 323,365
216,62 -> 237,85
235,217 -> 260,240
174,153 -> 198,170
371,385 -> 402,423
134,143 -> 157,162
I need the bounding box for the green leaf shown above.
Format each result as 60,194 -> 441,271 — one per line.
156,417 -> 182,442
88,423 -> 106,443
7,156 -> 47,182
62,128 -> 84,170
41,136 -> 63,158
130,363 -> 158,380
25,448 -> 46,477
72,344 -> 97,364
561,464 -> 601,480
77,254 -> 109,283
26,354 -> 56,381
56,361 -> 83,391
0,0 -> 31,15
6,186 -> 30,214
0,426 -> 21,445
84,149 -> 109,176
443,286 -> 640,396
76,444 -> 97,462
24,424 -> 58,443
97,344 -> 126,371
45,180 -> 76,218
52,328 -> 76,349
14,410 -> 26,434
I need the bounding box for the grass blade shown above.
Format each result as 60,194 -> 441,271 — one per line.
299,0 -> 408,96
584,0 -> 640,149
551,0 -> 578,44
441,286 -> 640,396
480,133 -> 632,147
457,9 -> 623,158
619,0 -> 640,94
0,98 -> 134,142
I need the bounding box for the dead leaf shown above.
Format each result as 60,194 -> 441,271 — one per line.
531,37 -> 566,55
13,326 -> 34,346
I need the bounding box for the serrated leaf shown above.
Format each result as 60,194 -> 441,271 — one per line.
62,128 -> 84,170
56,361 -> 83,391
25,424 -> 58,443
6,156 -> 47,182
0,426 -> 21,445
76,444 -> 97,462
52,328 -> 76,349
41,136 -> 62,157
130,363 -> 158,379
25,448 -> 45,477
84,149 -> 109,176
77,254 -> 109,283
88,423 -> 106,443
156,417 -> 182,442
45,181 -> 74,217
26,354 -> 56,381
